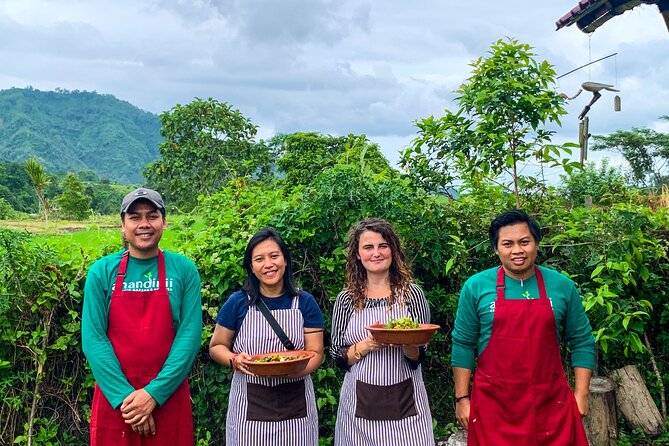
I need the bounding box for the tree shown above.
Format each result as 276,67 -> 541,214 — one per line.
56,173 -> 91,220
144,98 -> 271,211
0,197 -> 14,219
25,158 -> 50,222
274,132 -> 391,186
559,159 -> 628,206
591,116 -> 669,190
76,169 -> 98,182
0,161 -> 38,213
401,38 -> 579,206
87,183 -> 132,215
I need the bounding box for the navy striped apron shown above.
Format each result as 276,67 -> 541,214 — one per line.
335,301 -> 434,445
226,295 -> 318,446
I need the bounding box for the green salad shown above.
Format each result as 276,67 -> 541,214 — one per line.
383,317 -> 420,329
253,353 -> 307,363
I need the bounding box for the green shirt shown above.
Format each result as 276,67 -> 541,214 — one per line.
82,250 -> 202,409
451,265 -> 595,371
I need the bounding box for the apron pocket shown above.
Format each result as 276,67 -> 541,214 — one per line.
355,378 -> 417,421
246,380 -> 307,422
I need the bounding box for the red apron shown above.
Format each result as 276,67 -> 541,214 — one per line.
468,266 -> 588,446
89,251 -> 193,446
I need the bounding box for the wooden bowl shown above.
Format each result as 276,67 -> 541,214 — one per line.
365,323 -> 440,345
241,350 -> 315,376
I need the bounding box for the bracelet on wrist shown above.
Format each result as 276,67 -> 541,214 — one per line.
454,394 -> 470,403
229,354 -> 239,370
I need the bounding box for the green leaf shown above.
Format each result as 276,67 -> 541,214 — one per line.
590,264 -> 605,279
444,258 -> 455,275
639,265 -> 649,281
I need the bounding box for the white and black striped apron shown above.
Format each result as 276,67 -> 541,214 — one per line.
226,295 -> 319,446
334,301 -> 434,446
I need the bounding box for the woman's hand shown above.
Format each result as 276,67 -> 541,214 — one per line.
289,329 -> 324,378
400,344 -> 421,361
231,352 -> 255,376
362,335 -> 387,355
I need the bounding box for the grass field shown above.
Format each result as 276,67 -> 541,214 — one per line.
0,214 -> 195,253
0,215 -> 119,234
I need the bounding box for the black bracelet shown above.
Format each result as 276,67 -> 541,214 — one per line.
454,394 -> 470,403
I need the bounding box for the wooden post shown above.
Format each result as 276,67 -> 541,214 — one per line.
579,116 -> 590,166
583,376 -> 618,446
609,365 -> 665,436
584,195 -> 593,208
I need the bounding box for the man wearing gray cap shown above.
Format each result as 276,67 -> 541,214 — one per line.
82,187 -> 202,445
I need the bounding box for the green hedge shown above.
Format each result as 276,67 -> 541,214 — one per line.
1,169 -> 668,444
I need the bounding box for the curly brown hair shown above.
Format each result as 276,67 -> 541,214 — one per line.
344,218 -> 414,310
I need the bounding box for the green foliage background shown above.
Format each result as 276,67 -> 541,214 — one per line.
0,160 -> 134,216
2,175 -> 668,445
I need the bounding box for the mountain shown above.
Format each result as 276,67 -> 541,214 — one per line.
0,87 -> 162,184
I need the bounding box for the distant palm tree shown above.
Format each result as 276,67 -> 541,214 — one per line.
25,158 -> 50,223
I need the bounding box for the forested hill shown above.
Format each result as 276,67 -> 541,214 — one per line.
0,87 -> 162,183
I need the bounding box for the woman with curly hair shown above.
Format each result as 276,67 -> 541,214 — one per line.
330,218 -> 434,446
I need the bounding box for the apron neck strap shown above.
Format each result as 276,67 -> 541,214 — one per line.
535,267 -> 548,300
114,250 -> 167,292
496,266 -> 548,300
114,251 -> 130,292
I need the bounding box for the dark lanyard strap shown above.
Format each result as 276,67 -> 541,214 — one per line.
255,297 -> 296,351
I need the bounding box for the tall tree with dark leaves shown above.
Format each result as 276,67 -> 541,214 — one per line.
56,173 -> 91,220
144,98 -> 272,211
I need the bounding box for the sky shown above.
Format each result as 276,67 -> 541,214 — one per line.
1,0 -> 668,183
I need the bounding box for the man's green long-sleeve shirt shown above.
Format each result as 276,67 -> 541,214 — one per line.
451,265 -> 595,370
82,250 -> 202,409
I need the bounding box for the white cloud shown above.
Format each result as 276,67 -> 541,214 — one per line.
0,0 -> 666,170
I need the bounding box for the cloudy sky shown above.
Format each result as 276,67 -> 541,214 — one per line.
1,0 -> 668,180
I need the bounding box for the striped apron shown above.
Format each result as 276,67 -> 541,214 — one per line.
225,295 -> 319,446
334,300 -> 434,446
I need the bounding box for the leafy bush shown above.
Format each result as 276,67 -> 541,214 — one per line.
2,172 -> 668,444
559,159 -> 629,206
0,228 -> 94,444
542,204 -> 669,365
0,197 -> 15,219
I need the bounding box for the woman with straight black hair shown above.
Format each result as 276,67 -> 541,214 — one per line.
209,227 -> 324,445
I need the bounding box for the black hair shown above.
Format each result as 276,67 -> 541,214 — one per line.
242,227 -> 299,305
488,209 -> 541,250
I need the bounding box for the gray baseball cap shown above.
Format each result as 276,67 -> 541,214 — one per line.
120,188 -> 165,216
